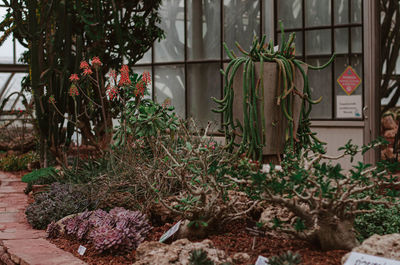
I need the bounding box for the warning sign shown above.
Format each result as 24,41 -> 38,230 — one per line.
337,66 -> 362,95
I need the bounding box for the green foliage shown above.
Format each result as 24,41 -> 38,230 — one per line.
268,251 -> 302,265
21,167 -> 56,183
57,157 -> 110,184
0,151 -> 38,171
25,183 -> 94,229
354,203 -> 400,242
189,249 -> 214,265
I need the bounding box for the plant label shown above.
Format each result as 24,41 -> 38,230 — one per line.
336,95 -> 362,118
255,255 -> 269,265
343,252 -> 400,265
159,220 -> 182,243
77,245 -> 86,256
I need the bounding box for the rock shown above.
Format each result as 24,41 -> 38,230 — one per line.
341,234 -> 400,264
259,204 -> 294,229
384,128 -> 398,139
381,147 -> 395,160
382,115 -> 398,130
133,239 -> 232,265
232,252 -> 250,264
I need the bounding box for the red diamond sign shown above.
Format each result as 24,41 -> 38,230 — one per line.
337,66 -> 362,95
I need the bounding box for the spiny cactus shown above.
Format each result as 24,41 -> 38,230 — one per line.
189,249 -> 214,265
268,250 -> 302,265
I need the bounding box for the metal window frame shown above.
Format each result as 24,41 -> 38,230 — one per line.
274,0 -> 364,121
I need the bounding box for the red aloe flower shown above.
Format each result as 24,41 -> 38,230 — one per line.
48,95 -> 56,104
91,56 -> 102,69
83,68 -> 93,76
69,85 -> 80,96
69,74 -> 80,83
80,60 -> 89,69
135,80 -> 145,97
118,65 -> 131,86
142,71 -> 151,85
108,69 -> 117,80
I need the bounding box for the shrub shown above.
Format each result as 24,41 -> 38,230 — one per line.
22,167 -> 57,183
354,203 -> 400,242
61,207 -> 151,254
25,183 -> 93,229
0,151 -> 38,171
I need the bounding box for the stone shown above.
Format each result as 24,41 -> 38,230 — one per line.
134,239 -> 232,265
341,234 -> 400,264
0,253 -> 15,265
9,253 -> 20,264
381,147 -> 395,160
382,115 -> 398,130
384,128 -> 398,139
232,252 -> 251,264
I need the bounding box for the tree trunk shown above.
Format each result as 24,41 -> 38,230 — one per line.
315,217 -> 359,251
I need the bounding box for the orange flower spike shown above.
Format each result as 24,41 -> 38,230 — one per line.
83,68 -> 93,76
80,60 -> 89,70
91,56 -> 102,70
142,71 -> 151,85
69,74 -> 79,83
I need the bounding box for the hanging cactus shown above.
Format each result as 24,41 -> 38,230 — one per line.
213,23 -> 334,161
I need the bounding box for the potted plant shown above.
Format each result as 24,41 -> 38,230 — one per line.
213,25 -> 334,161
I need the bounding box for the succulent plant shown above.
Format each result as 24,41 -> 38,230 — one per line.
25,183 -> 93,229
46,221 -> 61,239
268,251 -> 302,265
189,249 -> 214,265
62,207 -> 152,254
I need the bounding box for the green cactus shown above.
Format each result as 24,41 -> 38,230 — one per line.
189,249 -> 214,265
268,250 -> 302,265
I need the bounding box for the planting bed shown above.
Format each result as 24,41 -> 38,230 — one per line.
50,220 -> 347,265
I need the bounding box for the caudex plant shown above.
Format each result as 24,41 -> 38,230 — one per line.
242,137 -> 400,251
213,24 -> 335,160
148,120 -> 259,238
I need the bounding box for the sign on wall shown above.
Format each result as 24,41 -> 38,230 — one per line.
336,95 -> 362,118
337,66 -> 362,95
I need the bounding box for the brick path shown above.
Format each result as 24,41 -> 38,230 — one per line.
0,171 -> 86,265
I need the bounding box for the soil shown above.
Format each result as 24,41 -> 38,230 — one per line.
50,220 -> 347,265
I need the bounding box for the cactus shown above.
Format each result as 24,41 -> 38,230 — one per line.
268,251 -> 302,265
189,249 -> 214,265
0,0 -> 164,165
213,23 -> 334,160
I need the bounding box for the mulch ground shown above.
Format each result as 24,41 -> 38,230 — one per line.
50,220 -> 347,265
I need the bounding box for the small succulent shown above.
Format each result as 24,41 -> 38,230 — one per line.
62,207 -> 152,254
268,251 -> 302,265
25,183 -> 93,229
189,249 -> 214,265
46,221 -> 61,239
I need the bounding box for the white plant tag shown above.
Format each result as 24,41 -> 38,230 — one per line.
344,252 -> 400,265
159,220 -> 182,243
77,245 -> 86,256
255,255 -> 269,265
273,45 -> 279,53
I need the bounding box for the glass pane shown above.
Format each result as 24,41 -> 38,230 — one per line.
263,0 -> 274,41
188,63 -> 221,130
305,0 -> 331,27
154,0 -> 185,62
305,29 -> 331,55
334,0 -> 349,24
187,0 -> 220,60
224,0 -> 260,58
154,65 -> 185,118
1,73 -> 28,110
308,58 -> 333,119
132,66 -> 152,99
15,39 -> 28,64
277,0 -> 302,29
335,28 -> 348,54
351,27 -> 362,53
136,49 -> 152,64
278,31 -> 303,56
351,0 -> 362,23
0,7 -> 14,63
